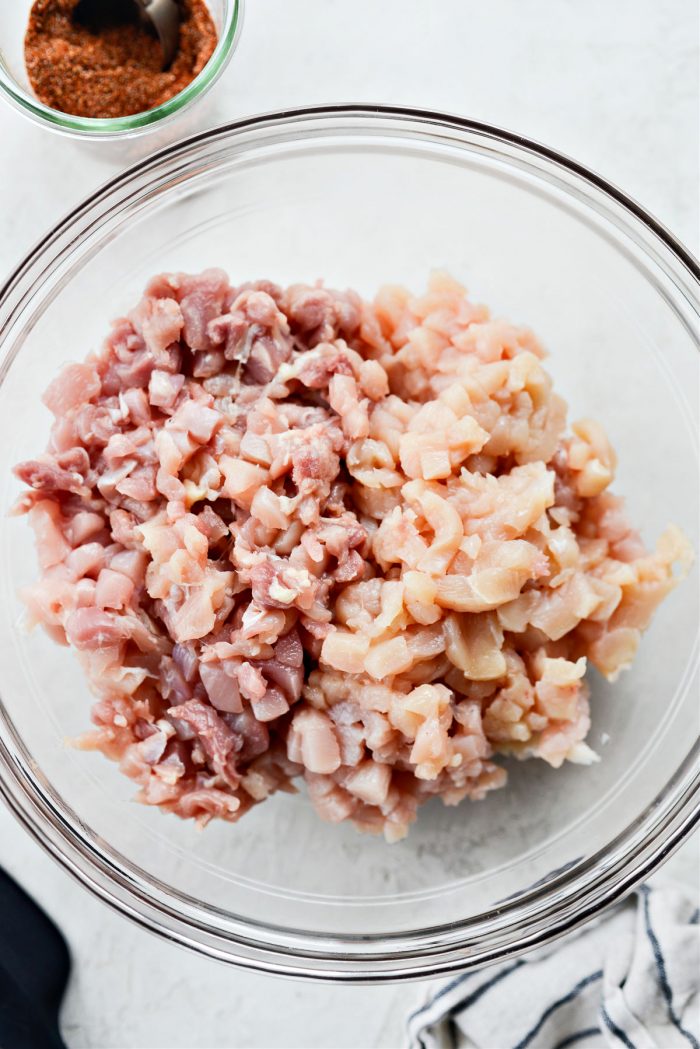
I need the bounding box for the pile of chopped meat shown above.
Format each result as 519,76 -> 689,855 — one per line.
13,270 -> 691,841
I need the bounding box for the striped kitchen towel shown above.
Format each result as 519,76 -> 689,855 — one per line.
407,884 -> 699,1049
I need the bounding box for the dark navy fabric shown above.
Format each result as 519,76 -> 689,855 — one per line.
0,867 -> 70,1049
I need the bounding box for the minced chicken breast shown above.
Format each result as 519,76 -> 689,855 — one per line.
13,270 -> 691,841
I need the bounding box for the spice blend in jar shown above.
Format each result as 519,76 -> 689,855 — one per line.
24,0 -> 218,119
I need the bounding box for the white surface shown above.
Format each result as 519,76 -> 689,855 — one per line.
0,2 -> 698,1047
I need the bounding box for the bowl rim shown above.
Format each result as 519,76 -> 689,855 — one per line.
0,104 -> 698,980
0,0 -> 243,138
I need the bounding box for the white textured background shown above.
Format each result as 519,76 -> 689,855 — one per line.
0,1 -> 698,1046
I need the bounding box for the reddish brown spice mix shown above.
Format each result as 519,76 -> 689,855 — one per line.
24,0 -> 218,119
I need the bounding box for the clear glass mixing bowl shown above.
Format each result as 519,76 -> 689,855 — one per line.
0,107 -> 697,980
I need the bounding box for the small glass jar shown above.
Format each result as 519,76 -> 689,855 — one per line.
0,0 -> 243,149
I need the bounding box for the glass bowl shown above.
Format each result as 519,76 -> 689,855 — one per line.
0,0 -> 243,143
0,106 -> 697,981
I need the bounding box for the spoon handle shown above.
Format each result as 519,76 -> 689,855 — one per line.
134,0 -> 180,70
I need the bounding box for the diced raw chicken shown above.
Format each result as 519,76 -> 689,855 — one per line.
13,269 -> 691,841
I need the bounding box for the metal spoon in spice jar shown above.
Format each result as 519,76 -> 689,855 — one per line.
73,0 -> 181,71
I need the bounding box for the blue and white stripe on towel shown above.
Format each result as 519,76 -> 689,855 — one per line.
407,884 -> 699,1049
